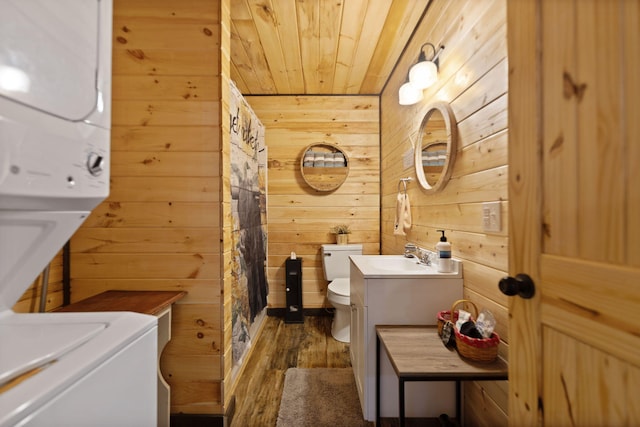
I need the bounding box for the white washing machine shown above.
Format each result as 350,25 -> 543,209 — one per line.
0,1 -> 158,426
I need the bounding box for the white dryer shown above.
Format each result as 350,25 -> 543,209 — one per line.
0,1 -> 158,426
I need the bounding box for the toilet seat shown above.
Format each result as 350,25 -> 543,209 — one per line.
328,278 -> 350,306
328,278 -> 349,296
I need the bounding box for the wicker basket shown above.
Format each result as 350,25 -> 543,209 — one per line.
454,329 -> 500,363
437,299 -> 478,337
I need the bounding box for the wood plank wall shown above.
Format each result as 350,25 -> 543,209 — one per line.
68,0 -> 225,416
245,95 -> 380,309
380,0 -> 509,425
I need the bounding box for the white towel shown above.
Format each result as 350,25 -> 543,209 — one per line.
393,192 -> 412,235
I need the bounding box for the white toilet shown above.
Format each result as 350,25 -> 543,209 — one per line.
321,243 -> 363,343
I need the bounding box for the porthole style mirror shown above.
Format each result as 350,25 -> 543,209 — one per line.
414,101 -> 458,192
300,143 -> 350,192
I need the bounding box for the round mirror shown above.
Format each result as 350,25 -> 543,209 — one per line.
415,102 -> 458,192
300,143 -> 350,192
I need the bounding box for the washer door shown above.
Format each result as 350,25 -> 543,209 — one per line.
0,0 -> 100,121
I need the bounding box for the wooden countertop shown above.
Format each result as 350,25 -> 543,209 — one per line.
376,325 -> 508,380
55,290 -> 187,316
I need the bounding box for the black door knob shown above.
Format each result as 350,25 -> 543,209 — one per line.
499,274 -> 535,299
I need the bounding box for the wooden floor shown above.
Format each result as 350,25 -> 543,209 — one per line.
229,315 -> 450,427
229,315 -> 353,426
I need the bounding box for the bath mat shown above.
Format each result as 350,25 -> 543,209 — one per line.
276,368 -> 370,427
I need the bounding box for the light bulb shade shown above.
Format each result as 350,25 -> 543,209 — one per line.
409,60 -> 438,90
398,82 -> 423,105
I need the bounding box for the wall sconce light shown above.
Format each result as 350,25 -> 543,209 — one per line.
398,81 -> 423,105
398,43 -> 444,105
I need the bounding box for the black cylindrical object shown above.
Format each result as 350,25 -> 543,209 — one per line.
285,258 -> 303,323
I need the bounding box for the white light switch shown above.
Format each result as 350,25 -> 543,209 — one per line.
482,202 -> 501,232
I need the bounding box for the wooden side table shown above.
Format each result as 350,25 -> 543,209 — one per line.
375,325 -> 508,427
56,290 -> 187,427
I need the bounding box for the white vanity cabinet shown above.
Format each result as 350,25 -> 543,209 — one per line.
350,279 -> 366,403
349,255 -> 463,422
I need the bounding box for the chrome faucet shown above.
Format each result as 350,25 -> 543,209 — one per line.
404,243 -> 419,258
404,243 -> 431,265
418,251 -> 432,266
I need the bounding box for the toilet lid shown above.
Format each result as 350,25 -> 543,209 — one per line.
328,278 -> 350,296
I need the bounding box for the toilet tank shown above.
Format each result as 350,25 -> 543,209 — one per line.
321,244 -> 363,280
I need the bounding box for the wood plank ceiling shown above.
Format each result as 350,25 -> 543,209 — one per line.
230,0 -> 430,95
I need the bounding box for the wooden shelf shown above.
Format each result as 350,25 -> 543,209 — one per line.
55,290 -> 186,315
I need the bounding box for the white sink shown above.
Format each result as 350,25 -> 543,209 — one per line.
373,256 -> 430,272
350,255 -> 462,278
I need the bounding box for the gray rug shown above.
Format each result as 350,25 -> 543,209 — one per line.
276,368 -> 370,427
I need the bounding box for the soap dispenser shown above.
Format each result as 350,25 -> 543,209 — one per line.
436,229 -> 452,273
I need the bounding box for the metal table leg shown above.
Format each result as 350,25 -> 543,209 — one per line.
456,380 -> 461,421
399,377 -> 406,427
376,334 -> 381,426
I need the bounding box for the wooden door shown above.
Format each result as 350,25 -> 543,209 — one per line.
508,1 -> 640,426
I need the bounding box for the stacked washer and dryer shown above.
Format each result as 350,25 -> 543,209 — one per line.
0,1 -> 158,426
